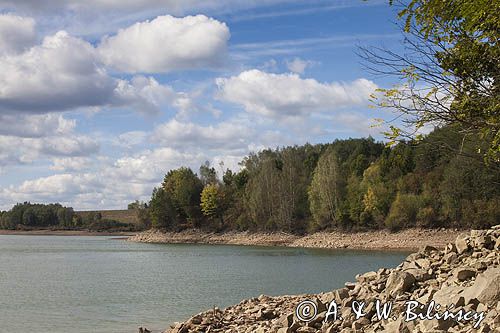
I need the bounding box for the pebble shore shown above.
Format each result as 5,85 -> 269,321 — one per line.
128,228 -> 462,251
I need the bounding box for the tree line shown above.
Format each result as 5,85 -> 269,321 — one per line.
1,125 -> 497,233
0,203 -> 140,231
139,125 -> 500,233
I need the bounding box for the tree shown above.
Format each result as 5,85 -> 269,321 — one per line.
360,0 -> 500,162
149,187 -> 177,229
200,184 -> 226,227
162,167 -> 203,226
128,200 -> 146,210
308,148 -> 345,230
199,161 -> 218,186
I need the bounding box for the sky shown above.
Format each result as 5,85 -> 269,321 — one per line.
0,0 -> 404,210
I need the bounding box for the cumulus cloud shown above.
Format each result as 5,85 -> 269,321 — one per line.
216,69 -> 377,118
0,135 -> 99,167
152,118 -> 254,151
98,15 -> 230,73
0,146 -> 208,209
0,27 -> 201,115
113,76 -> 181,114
0,31 -> 116,113
50,157 -> 93,172
285,57 -> 314,74
0,113 -> 75,138
0,14 -> 36,55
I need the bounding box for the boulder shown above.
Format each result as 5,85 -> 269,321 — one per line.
455,235 -> 470,254
385,271 -> 415,296
420,245 -> 438,254
404,268 -> 431,282
462,267 -> 500,305
454,268 -> 476,281
432,285 -> 465,307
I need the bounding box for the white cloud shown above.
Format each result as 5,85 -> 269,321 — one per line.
115,131 -> 148,149
0,29 -> 195,115
113,76 -> 180,114
152,118 -> 254,151
34,135 -> 99,157
216,69 -> 378,118
0,31 -> 116,113
0,146 -> 208,210
285,57 -> 313,74
0,135 -> 99,167
0,14 -> 36,55
98,15 -> 230,73
0,113 -> 75,138
50,157 -> 93,172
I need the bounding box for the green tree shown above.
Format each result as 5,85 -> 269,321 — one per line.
162,167 -> 203,226
361,0 -> 500,161
200,184 -> 226,227
149,187 -> 177,229
308,148 -> 345,230
199,161 -> 218,186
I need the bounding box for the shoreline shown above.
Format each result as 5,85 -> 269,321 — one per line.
128,228 -> 464,251
165,226 -> 500,333
0,229 -> 137,236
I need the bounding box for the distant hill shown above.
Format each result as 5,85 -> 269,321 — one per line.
76,209 -> 139,225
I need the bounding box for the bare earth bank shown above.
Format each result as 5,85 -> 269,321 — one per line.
128,228 -> 464,251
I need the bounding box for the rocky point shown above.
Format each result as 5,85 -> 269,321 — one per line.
165,226 -> 500,333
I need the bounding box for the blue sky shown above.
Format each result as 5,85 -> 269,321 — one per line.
0,0 -> 404,210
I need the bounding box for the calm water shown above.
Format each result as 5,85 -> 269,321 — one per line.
0,235 -> 409,333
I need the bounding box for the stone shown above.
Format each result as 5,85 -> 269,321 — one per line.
277,328 -> 291,333
456,235 -> 470,254
356,271 -> 377,283
475,235 -> 493,249
420,245 -> 438,254
444,252 -> 458,264
381,316 -> 411,333
454,268 -> 476,281
462,267 -> 500,305
277,313 -> 293,327
385,271 -> 415,296
404,268 -> 431,282
432,285 -> 465,307
334,288 -> 350,302
276,327 -> 292,333
419,317 -> 454,332
164,226 -> 500,333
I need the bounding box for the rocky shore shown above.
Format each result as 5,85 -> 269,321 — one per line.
164,226 -> 499,333
128,228 -> 461,251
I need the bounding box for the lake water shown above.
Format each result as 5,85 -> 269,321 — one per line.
0,235 -> 409,333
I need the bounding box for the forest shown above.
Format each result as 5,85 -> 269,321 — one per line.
138,124 -> 500,233
0,203 -> 140,231
1,124 -> 498,233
